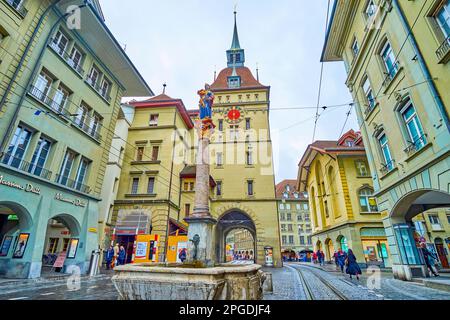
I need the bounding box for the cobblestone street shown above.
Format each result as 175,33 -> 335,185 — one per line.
0,264 -> 449,300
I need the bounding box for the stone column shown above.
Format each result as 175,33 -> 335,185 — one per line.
184,135 -> 217,267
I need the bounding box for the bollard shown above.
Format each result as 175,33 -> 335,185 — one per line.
89,249 -> 100,277
263,272 -> 273,293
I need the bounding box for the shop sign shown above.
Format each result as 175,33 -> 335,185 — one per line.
0,175 -> 41,195
55,193 -> 86,207
88,228 -> 97,233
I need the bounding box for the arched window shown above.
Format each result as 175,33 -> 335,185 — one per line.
359,187 -> 378,212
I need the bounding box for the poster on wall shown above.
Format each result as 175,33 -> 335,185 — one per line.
135,241 -> 148,259
264,246 -> 273,266
12,233 -> 29,259
0,236 -> 13,257
67,239 -> 79,259
176,242 -> 188,263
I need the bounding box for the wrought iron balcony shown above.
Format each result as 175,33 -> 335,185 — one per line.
0,152 -> 52,181
49,40 -> 85,76
4,0 -> 28,17
85,76 -> 111,103
28,85 -> 71,117
436,36 -> 450,63
380,159 -> 396,176
55,174 -> 91,194
73,115 -> 102,141
404,134 -> 427,157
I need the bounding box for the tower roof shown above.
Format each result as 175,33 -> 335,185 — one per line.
230,11 -> 241,50
211,67 -> 267,91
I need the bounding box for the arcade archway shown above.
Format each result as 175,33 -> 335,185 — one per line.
0,202 -> 34,278
41,214 -> 81,275
216,210 -> 256,264
389,189 -> 450,272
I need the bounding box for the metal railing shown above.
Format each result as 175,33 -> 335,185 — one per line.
85,76 -> 111,103
404,134 -> 427,157
55,173 -> 91,194
0,152 -> 52,181
436,35 -> 450,62
28,84 -> 71,117
4,0 -> 28,17
49,40 -> 85,76
380,159 -> 396,176
73,114 -> 102,141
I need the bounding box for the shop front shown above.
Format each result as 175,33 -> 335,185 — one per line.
360,228 -> 391,268
0,167 -> 99,279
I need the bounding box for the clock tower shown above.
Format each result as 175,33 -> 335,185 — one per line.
184,11 -> 282,267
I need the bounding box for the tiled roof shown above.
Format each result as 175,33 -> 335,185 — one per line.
142,93 -> 175,103
275,179 -> 308,200
210,67 -> 267,90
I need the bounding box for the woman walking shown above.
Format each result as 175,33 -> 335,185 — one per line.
345,249 -> 362,280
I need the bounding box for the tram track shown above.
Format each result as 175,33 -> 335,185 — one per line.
289,264 -> 348,300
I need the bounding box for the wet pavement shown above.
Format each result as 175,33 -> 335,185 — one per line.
1,264 -> 450,300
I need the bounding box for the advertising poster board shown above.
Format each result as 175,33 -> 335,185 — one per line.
135,241 -> 148,259
0,236 -> 13,257
53,251 -> 67,268
176,241 -> 188,263
67,239 -> 79,259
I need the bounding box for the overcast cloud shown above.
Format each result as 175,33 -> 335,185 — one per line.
100,0 -> 359,183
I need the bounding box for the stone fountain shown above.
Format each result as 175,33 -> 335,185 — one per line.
111,84 -> 266,300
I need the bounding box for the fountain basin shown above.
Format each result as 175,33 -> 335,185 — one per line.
112,263 -> 265,300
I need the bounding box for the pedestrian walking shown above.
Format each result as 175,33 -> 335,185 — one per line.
105,245 -> 115,270
333,251 -> 339,270
345,249 -> 362,280
320,250 -> 325,266
421,245 -> 439,277
117,245 -> 126,266
113,243 -> 119,266
312,251 -> 318,264
336,249 -> 347,273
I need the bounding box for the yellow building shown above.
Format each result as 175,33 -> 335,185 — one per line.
298,130 -> 391,268
321,0 -> 450,280
111,12 -> 282,266
276,180 -> 313,259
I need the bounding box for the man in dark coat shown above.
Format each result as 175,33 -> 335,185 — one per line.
105,245 -> 115,270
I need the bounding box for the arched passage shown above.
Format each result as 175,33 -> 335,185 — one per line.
325,238 -> 334,261
389,189 -> 450,270
216,210 -> 256,264
41,214 -> 82,275
0,202 -> 34,278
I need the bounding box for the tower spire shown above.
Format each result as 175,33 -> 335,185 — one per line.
230,9 -> 241,50
226,9 -> 245,68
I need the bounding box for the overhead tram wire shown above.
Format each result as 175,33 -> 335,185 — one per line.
311,0 -> 331,143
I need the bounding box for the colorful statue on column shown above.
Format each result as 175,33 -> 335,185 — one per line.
197,84 -> 215,136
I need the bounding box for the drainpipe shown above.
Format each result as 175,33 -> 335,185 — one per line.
0,0 -> 88,152
392,0 -> 450,133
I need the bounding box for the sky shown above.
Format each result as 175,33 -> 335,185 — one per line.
100,0 -> 359,183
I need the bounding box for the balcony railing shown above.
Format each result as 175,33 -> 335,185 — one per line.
73,116 -> 102,141
28,85 -> 71,117
404,134 -> 427,157
436,36 -> 450,63
0,152 -> 52,181
4,0 -> 28,17
380,159 -> 396,176
55,173 -> 91,194
85,77 -> 111,103
49,40 -> 85,76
